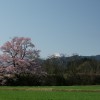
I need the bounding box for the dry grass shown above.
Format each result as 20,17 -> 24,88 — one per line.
0,86 -> 100,92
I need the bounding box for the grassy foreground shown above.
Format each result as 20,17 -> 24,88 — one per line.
0,86 -> 100,100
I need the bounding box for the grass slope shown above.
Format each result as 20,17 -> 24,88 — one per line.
0,86 -> 100,100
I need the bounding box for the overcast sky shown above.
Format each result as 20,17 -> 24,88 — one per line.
0,0 -> 100,58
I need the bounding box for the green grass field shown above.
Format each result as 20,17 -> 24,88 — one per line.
0,86 -> 100,100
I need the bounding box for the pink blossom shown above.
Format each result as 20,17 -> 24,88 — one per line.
0,37 -> 41,75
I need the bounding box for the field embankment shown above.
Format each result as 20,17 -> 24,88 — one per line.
0,86 -> 100,100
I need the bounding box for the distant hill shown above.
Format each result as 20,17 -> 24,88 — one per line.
90,55 -> 100,60
72,55 -> 100,61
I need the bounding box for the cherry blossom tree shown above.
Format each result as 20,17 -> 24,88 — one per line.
0,37 -> 39,67
0,37 -> 41,74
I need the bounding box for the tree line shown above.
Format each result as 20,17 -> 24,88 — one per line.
0,37 -> 100,86
42,55 -> 100,85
